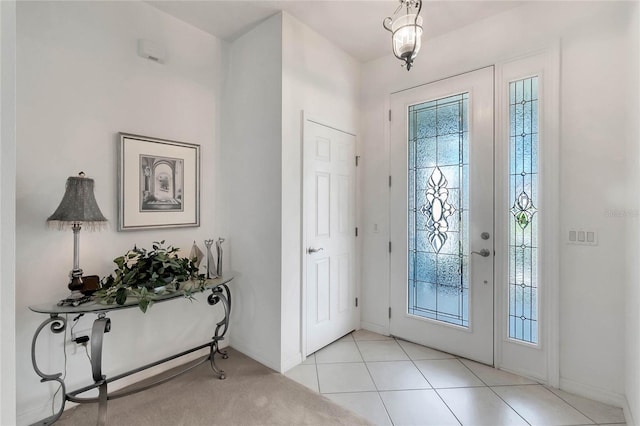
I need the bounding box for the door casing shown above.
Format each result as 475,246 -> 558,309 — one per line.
384,48 -> 559,385
494,48 -> 560,386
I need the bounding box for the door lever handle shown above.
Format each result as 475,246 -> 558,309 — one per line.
471,248 -> 491,257
307,247 -> 324,254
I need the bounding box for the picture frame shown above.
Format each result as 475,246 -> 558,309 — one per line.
118,133 -> 200,231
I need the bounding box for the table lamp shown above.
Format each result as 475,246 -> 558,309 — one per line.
47,172 -> 107,300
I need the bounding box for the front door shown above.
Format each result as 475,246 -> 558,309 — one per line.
389,67 -> 495,365
304,118 -> 358,355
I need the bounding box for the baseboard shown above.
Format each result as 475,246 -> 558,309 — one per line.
623,395 -> 637,426
230,339 -> 280,372
18,399 -> 55,426
281,351 -> 303,373
100,346 -> 213,393
559,377 -> 626,408
19,344 -> 219,425
360,321 -> 390,336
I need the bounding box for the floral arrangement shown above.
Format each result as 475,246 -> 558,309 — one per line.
95,241 -> 206,313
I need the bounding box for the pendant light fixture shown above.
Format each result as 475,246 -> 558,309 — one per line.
383,0 -> 423,71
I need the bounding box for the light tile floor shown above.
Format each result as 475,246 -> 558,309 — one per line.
285,330 -> 626,426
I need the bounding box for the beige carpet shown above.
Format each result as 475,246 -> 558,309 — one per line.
57,348 -> 371,425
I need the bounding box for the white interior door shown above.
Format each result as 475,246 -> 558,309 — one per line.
389,67 -> 495,365
304,118 -> 358,356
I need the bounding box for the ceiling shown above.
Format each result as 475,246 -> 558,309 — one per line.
147,1 -> 524,63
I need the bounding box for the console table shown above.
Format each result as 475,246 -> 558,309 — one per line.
29,274 -> 234,426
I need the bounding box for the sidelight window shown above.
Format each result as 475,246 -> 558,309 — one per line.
508,76 -> 539,344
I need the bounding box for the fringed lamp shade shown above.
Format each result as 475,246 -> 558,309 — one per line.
47,172 -> 107,297
47,174 -> 107,230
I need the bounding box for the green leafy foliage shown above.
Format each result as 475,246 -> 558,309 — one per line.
95,241 -> 206,312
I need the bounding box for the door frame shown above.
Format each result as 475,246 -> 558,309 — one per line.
300,111 -> 360,359
388,66 -> 496,365
384,47 -> 559,385
494,47 -> 560,386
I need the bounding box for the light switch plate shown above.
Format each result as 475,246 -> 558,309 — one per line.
568,229 -> 597,246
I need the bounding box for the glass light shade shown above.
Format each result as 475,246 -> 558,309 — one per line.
391,14 -> 423,60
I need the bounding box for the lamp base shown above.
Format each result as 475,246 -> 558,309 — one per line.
58,271 -> 101,307
68,268 -> 84,293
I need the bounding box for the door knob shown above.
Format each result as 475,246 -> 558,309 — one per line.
471,248 -> 491,257
307,247 -> 324,254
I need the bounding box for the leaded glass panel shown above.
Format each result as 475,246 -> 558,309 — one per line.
408,93 -> 469,328
508,77 -> 539,344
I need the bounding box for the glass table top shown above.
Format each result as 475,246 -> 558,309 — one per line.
29,274 -> 235,315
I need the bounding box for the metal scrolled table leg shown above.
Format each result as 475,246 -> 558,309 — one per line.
91,313 -> 111,426
31,315 -> 68,425
216,284 -> 231,359
207,286 -> 230,379
221,283 -> 231,317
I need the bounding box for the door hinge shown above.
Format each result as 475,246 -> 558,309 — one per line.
355,155 -> 360,167
355,297 -> 359,307
388,109 -> 392,121
388,307 -> 392,319
355,227 -> 359,237
389,175 -> 392,187
389,241 -> 392,253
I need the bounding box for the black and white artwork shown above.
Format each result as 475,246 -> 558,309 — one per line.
140,155 -> 184,211
119,133 -> 200,231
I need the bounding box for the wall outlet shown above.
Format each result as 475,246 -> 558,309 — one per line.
568,229 -> 597,246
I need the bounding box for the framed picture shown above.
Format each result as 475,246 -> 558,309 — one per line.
118,133 -> 200,231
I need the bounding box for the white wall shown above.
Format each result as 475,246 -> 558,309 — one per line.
13,1 -> 637,422
0,1 -> 17,424
221,13 -> 284,371
625,3 -> 640,424
16,2 -> 224,423
558,4 -> 629,403
220,12 -> 361,372
280,12 -> 361,371
360,1 -> 634,406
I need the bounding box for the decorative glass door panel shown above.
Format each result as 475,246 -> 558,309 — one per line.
390,67 -> 494,365
408,94 -> 469,327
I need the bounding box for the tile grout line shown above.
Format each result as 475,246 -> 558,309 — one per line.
312,350 -> 321,394
395,337 -> 463,426
456,358 -> 533,426
314,336 -> 357,391
322,390 -> 383,395
352,334 -> 396,426
538,386 -> 600,425
543,386 -> 605,425
489,384 -> 541,425
395,337 -> 436,390
314,333 -> 621,426
490,384 -> 604,425
424,359 -> 465,426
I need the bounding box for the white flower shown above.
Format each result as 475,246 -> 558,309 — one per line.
125,251 -> 141,268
